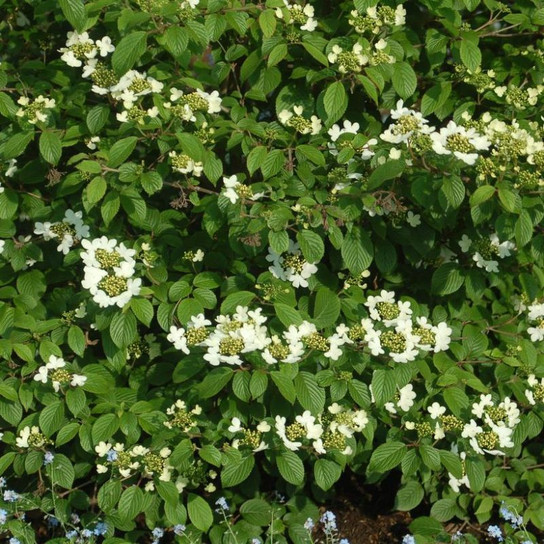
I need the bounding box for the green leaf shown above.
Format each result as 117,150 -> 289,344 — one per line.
156,480 -> 180,506
297,230 -> 324,263
195,368 -> 234,398
92,413 -> 119,444
268,230 -> 289,254
240,499 -> 272,526
515,210 -> 533,247
419,445 -> 441,470
368,441 -> 407,473
130,298 -> 154,326
314,459 -> 342,490
86,177 -> 107,205
312,288 -> 340,328
221,291 -> 256,314
110,311 -> 137,348
66,388 -> 86,417
323,81 -> 348,125
39,401 -> 65,437
68,326 -> 86,357
392,62 -> 417,100
270,371 -> 296,403
294,371 -> 325,413
296,144 -> 325,166
101,191 -> 120,226
430,498 -> 457,522
39,131 -> 62,165
162,26 -> 189,57
465,457 -> 486,492
247,146 -> 268,175
460,39 -> 481,72
277,450 -> 304,485
341,226 -> 373,275
221,454 -> 255,487
141,172 -> 163,195
86,105 -> 110,134
108,136 -> 138,168
470,185 -> 495,206
46,453 -> 75,489
261,149 -> 285,179
395,481 -> 424,511
367,160 -> 404,190
268,43 -> 288,67
259,9 -> 277,38
187,493 -> 213,531
3,132 -> 34,160
431,263 -> 465,295
98,479 -> 122,514
442,175 -> 465,208
118,486 -> 144,521
370,369 -> 396,406
112,31 -> 148,76
59,0 -> 87,32
273,303 -> 303,327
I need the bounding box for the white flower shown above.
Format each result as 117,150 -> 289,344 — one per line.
95,441 -> 112,457
16,426 -> 31,448
228,418 -> 243,433
5,159 -> 18,177
71,374 -> 87,387
397,384 -> 416,411
431,121 -> 490,165
275,416 -> 302,451
427,402 -> 446,419
96,36 -> 115,56
458,234 -> 472,252
406,211 -> 421,227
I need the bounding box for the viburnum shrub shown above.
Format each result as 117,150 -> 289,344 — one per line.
1,0 -> 544,542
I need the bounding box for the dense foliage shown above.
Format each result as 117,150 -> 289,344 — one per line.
1,0 -> 544,542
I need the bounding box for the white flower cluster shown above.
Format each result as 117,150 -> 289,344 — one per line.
462,394 -> 520,456
495,83 -> 544,110
362,290 -> 452,363
80,236 -> 142,308
165,87 -> 222,122
16,95 -> 56,124
167,293 -> 452,367
278,105 -> 322,135
169,150 -> 203,177
327,43 -> 368,73
59,31 -> 115,68
266,239 -> 318,288
16,426 -> 51,449
349,4 -> 406,34
275,403 -> 369,455
275,0 -> 317,32
33,355 -> 86,392
34,209 -> 90,254
222,174 -> 264,204
525,374 -> 544,405
4,158 -> 17,178
111,70 -> 162,123
95,441 -> 174,484
380,383 -> 417,414
380,100 -> 491,165
228,418 -> 271,452
163,400 -> 203,430
458,233 -> 515,273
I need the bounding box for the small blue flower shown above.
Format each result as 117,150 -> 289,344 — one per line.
251,539 -> 261,544
9,538 -> 21,544
339,539 -> 350,544
3,490 -> 19,502
81,529 -> 93,538
215,497 -> 229,511
44,451 -> 55,465
320,511 -> 337,532
487,525 -> 503,541
452,531 -> 464,542
152,528 -> 164,539
0,509 -> 7,525
304,517 -> 315,531
93,522 -> 107,536
65,530 -> 78,539
106,450 -> 118,462
0,477 -> 6,488
173,524 -> 186,535
48,516 -> 60,527
402,536 -> 416,544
